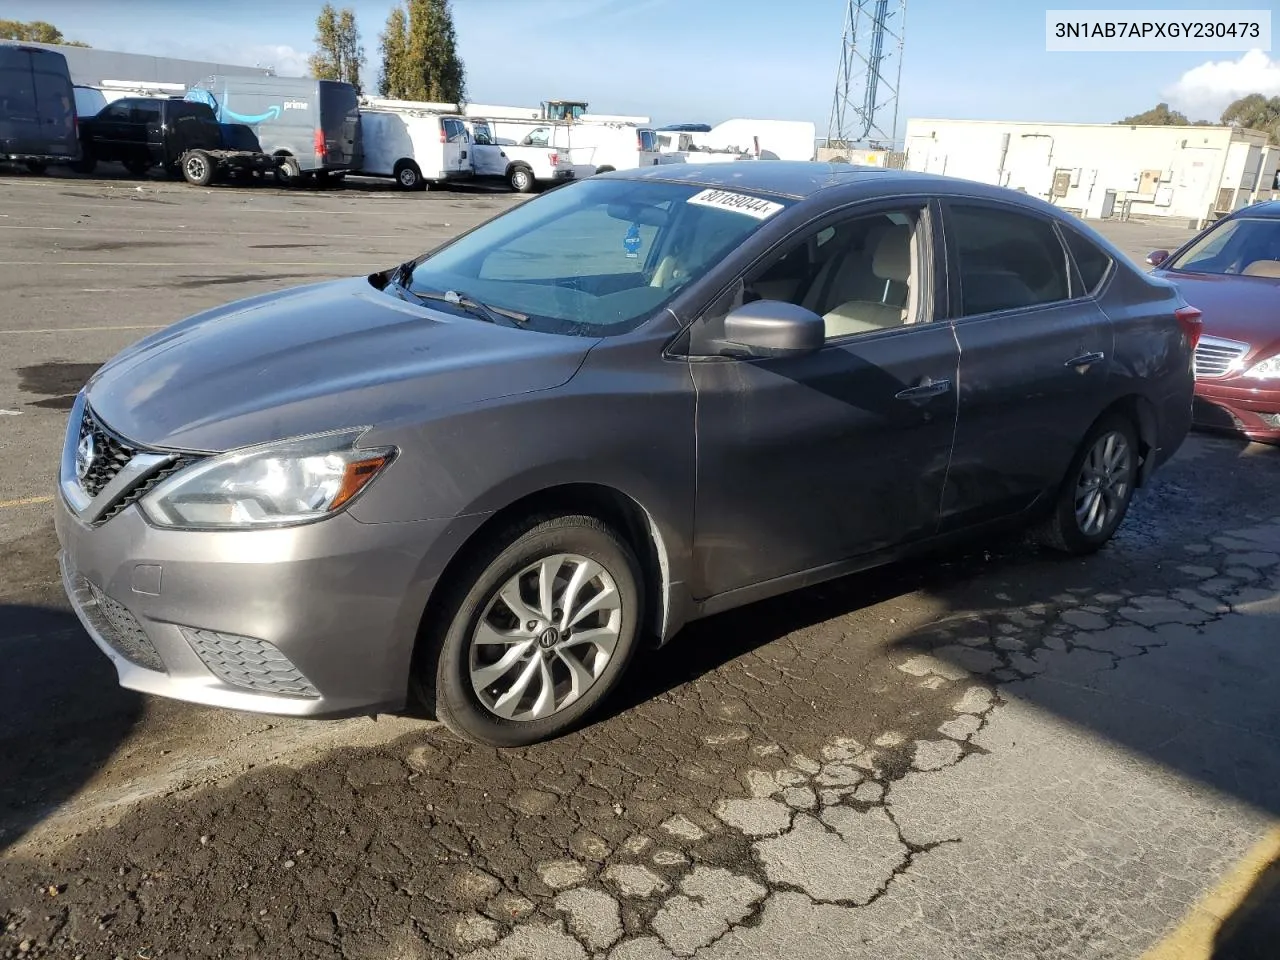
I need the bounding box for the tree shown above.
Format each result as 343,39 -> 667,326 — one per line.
307,3 -> 363,93
1118,102 -> 1190,126
378,5 -> 410,98
0,19 -> 89,46
1221,93 -> 1280,144
405,0 -> 466,104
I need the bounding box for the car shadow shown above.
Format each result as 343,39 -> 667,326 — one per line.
0,600 -> 143,853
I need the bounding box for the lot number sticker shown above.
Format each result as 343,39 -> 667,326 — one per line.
687,188 -> 784,220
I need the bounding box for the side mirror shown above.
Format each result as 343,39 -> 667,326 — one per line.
717,300 -> 825,359
1146,249 -> 1170,266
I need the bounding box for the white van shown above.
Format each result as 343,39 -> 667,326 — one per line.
357,107 -> 472,190
491,119 -> 663,177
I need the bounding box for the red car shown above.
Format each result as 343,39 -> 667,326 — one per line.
1148,202 -> 1280,445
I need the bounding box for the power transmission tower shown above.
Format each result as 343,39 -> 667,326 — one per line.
826,0 -> 907,153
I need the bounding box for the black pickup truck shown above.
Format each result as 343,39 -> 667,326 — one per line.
74,96 -> 279,184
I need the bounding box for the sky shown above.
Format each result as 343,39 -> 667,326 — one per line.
7,0 -> 1280,138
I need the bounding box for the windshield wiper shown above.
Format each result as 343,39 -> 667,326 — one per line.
408,287 -> 529,327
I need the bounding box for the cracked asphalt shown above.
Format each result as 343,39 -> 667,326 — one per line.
2,170 -> 1279,959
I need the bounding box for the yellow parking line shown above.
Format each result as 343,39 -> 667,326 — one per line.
0,495 -> 53,509
1141,825 -> 1280,959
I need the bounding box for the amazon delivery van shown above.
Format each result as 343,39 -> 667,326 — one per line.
187,75 -> 361,181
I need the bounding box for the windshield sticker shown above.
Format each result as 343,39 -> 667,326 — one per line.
623,223 -> 643,259
687,188 -> 784,220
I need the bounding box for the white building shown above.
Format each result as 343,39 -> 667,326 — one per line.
904,118 -> 1279,228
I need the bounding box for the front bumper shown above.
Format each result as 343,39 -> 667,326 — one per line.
54,486 -> 450,718
1194,380 -> 1280,444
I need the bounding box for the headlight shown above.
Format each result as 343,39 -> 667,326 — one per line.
1242,355 -> 1280,380
140,429 -> 395,530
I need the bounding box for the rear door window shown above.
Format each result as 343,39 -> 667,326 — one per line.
0,63 -> 37,116
639,130 -> 658,151
443,118 -> 468,142
1060,226 -> 1113,296
131,102 -> 161,125
947,203 -> 1072,316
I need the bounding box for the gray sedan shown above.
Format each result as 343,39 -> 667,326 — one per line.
55,162 -> 1197,746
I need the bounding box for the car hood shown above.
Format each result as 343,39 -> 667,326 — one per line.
1157,270 -> 1280,353
84,277 -> 597,452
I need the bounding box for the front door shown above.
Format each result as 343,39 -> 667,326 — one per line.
937,199 -> 1113,530
469,121 -> 504,177
688,201 -> 959,599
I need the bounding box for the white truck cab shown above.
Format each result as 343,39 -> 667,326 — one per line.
462,118 -> 575,193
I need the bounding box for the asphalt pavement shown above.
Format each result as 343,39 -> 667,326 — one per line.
1,166 -> 1277,960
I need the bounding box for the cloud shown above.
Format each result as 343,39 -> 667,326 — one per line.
106,38 -> 313,77
1164,49 -> 1280,120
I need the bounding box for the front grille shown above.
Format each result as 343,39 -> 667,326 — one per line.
77,408 -> 137,499
181,628 -> 320,699
73,575 -> 165,671
76,406 -> 200,523
1194,336 -> 1251,379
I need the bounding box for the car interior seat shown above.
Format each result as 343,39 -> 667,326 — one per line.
810,222 -> 915,338
1241,259 -> 1280,277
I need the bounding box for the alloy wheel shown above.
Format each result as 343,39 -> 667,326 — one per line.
469,553 -> 622,722
1074,430 -> 1132,537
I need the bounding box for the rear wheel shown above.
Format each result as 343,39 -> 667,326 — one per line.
70,154 -> 96,175
182,150 -> 215,186
24,160 -> 47,175
123,159 -> 152,177
394,160 -> 423,191
508,165 -> 535,193
415,515 -> 643,747
1037,413 -> 1139,555
594,165 -> 615,175
274,155 -> 301,186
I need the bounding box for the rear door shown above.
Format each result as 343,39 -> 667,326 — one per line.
442,117 -> 469,174
30,52 -> 76,158
0,48 -> 40,156
318,81 -> 360,169
938,199 -> 1113,530
130,100 -> 163,165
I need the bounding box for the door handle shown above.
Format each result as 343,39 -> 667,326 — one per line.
895,378 -> 952,401
1064,351 -> 1106,368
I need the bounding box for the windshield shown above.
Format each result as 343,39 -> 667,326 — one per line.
404,178 -> 794,336
1168,217 -> 1280,277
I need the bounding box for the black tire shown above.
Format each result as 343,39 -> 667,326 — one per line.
123,159 -> 152,177
164,162 -> 183,180
274,155 -> 301,186
508,165 -> 535,193
394,160 -> 423,191
24,160 -> 47,175
181,150 -> 215,186
415,514 -> 644,747
594,165 -> 615,175
1036,412 -> 1140,555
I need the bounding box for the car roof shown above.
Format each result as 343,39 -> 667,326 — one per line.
611,160 -> 1049,206
1226,200 -> 1280,220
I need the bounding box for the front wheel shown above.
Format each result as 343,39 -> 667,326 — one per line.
24,160 -> 47,175
417,515 -> 643,747
1037,413 -> 1139,555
